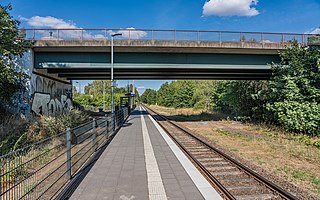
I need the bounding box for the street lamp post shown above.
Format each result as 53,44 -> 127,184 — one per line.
132,80 -> 135,107
111,33 -> 122,113
75,81 -> 81,94
103,81 -> 105,111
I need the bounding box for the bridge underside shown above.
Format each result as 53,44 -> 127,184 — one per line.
33,48 -> 279,80
45,68 -> 271,80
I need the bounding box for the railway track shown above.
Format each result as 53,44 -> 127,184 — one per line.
143,105 -> 298,200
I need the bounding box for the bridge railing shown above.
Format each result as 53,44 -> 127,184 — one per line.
19,28 -> 320,48
0,107 -> 129,200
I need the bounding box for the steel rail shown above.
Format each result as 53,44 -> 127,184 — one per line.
70,140 -> 92,160
70,120 -> 92,131
144,105 -> 298,200
144,106 -> 235,199
70,121 -> 110,173
70,143 -> 96,174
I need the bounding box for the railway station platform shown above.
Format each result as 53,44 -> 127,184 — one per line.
70,107 -> 222,200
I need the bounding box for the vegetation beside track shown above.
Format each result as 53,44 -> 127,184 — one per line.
150,105 -> 320,197
141,42 -> 320,136
73,80 -> 139,109
0,109 -> 90,155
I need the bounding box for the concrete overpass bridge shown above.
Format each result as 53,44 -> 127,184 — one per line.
24,28 -> 316,80
23,28 -> 317,116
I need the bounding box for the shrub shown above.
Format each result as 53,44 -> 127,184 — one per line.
267,101 -> 320,135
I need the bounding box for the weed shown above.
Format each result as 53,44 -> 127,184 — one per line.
292,169 -> 306,180
23,182 -> 37,196
311,176 -> 320,193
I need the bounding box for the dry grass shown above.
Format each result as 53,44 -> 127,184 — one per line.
151,105 -> 320,196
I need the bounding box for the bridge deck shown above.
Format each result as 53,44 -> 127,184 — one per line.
70,108 -> 221,200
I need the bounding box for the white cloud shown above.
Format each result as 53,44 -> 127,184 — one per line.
203,0 -> 260,17
309,27 -> 320,34
120,28 -> 147,39
93,34 -> 106,39
20,16 -> 77,29
20,16 -> 147,40
20,16 -> 106,39
109,28 -> 147,39
262,39 -> 272,43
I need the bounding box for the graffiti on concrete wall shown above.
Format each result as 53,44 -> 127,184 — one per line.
31,75 -> 73,116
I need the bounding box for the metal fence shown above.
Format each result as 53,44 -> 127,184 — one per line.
19,28 -> 320,47
0,107 -> 129,200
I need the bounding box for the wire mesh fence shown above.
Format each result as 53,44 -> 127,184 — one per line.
0,107 -> 129,200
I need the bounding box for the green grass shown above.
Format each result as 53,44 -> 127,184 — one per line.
292,169 -> 306,179
215,128 -> 252,141
311,176 -> 320,193
274,164 -> 320,193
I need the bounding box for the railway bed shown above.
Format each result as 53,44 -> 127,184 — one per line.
144,105 -> 298,200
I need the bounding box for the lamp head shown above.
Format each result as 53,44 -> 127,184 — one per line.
111,33 -> 122,37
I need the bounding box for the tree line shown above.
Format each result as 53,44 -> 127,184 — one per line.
141,42 -> 320,135
73,80 -> 138,108
0,4 -> 32,118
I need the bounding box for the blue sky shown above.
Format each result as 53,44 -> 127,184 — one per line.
3,0 -> 320,94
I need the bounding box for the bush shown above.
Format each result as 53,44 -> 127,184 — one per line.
267,101 -> 320,135
0,109 -> 90,155
211,42 -> 320,135
193,100 -> 205,110
0,114 -> 30,155
265,41 -> 320,135
39,109 -> 90,138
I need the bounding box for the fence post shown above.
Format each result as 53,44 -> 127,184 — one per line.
81,29 -> 84,41
105,119 -> 109,139
66,128 -> 71,180
128,29 -> 131,44
113,113 -> 116,131
92,118 -> 97,150
197,31 -> 200,43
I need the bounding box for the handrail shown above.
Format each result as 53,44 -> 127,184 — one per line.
17,28 -> 319,36
18,28 -> 320,49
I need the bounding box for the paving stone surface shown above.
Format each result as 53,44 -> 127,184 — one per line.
70,110 -> 204,200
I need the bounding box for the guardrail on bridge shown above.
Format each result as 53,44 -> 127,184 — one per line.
19,28 -> 320,48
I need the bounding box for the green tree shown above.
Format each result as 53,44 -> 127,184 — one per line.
266,41 -> 320,134
192,80 -> 215,110
84,80 -> 111,95
157,82 -> 174,107
0,4 -> 32,110
171,80 -> 195,108
213,80 -> 268,119
141,89 -> 157,105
